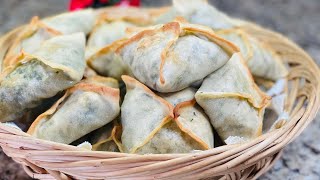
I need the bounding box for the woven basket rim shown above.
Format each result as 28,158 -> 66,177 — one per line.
0,9 -> 320,179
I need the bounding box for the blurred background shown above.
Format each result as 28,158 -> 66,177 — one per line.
0,0 -> 319,179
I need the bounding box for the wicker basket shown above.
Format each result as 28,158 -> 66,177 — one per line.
0,15 -> 319,180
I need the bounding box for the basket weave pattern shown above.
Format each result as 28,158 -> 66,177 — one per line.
0,22 -> 319,180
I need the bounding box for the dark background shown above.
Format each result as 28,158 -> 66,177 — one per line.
0,0 -> 319,179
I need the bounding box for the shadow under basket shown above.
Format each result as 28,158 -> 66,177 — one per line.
0,20 -> 320,180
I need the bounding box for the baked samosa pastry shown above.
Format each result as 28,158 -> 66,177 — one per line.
156,0 -> 288,81
117,21 -> 238,92
87,21 -> 134,51
159,88 -> 214,151
42,9 -> 95,35
247,37 -> 288,81
3,17 -> 61,68
0,26 -> 26,70
83,66 -> 98,78
86,22 -> 132,61
86,13 -> 138,79
216,29 -> 253,61
88,6 -> 163,51
28,76 -> 120,144
195,53 -> 270,144
87,40 -> 132,80
0,33 -> 86,122
154,0 -> 241,29
216,29 -> 288,81
97,6 -> 158,26
121,76 -> 213,154
3,9 -> 95,69
91,122 -> 122,152
158,87 -> 197,107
